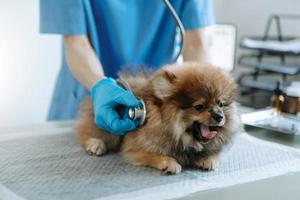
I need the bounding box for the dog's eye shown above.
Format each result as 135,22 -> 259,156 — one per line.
218,101 -> 225,107
194,104 -> 205,112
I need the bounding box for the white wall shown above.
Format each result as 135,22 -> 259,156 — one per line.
214,0 -> 300,44
0,0 -> 61,127
213,0 -> 300,72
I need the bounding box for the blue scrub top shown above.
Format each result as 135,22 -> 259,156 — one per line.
40,0 -> 215,120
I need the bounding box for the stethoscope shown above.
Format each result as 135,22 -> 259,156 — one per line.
118,0 -> 185,126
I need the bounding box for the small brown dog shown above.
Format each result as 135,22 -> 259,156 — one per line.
76,62 -> 242,174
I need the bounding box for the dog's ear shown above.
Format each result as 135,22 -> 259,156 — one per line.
152,70 -> 177,99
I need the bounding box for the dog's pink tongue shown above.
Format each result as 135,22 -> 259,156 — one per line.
201,125 -> 217,139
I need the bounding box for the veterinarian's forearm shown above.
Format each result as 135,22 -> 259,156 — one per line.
183,28 -> 210,63
64,35 -> 105,90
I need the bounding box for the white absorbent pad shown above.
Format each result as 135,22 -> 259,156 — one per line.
242,38 -> 300,54
0,129 -> 300,200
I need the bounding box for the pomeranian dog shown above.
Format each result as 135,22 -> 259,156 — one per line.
75,62 -> 242,174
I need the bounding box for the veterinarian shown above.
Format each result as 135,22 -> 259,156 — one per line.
40,0 -> 215,135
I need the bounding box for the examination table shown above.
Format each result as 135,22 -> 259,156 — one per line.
0,111 -> 300,200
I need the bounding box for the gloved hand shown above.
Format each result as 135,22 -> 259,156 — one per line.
90,78 -> 140,135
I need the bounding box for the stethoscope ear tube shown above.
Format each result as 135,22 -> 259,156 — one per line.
162,0 -> 185,63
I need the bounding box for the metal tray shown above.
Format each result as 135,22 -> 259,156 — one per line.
241,109 -> 300,135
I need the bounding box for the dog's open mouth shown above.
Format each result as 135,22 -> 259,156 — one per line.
191,122 -> 220,141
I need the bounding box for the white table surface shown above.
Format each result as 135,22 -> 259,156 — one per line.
1,116 -> 300,200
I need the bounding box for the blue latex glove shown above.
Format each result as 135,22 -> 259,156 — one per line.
91,78 -> 140,135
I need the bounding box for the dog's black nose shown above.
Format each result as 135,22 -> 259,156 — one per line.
212,112 -> 223,123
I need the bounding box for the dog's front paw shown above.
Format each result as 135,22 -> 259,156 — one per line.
85,138 -> 106,156
195,155 -> 220,171
159,157 -> 182,175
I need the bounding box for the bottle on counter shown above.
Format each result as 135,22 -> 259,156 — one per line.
285,83 -> 300,116
271,81 -> 285,115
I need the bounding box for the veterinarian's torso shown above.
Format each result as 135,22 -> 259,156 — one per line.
41,0 -> 214,120
91,0 -> 178,77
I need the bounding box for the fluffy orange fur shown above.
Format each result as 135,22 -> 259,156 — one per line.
75,62 -> 243,174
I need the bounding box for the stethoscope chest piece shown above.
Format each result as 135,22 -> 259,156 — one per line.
128,98 -> 146,126
117,79 -> 147,126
